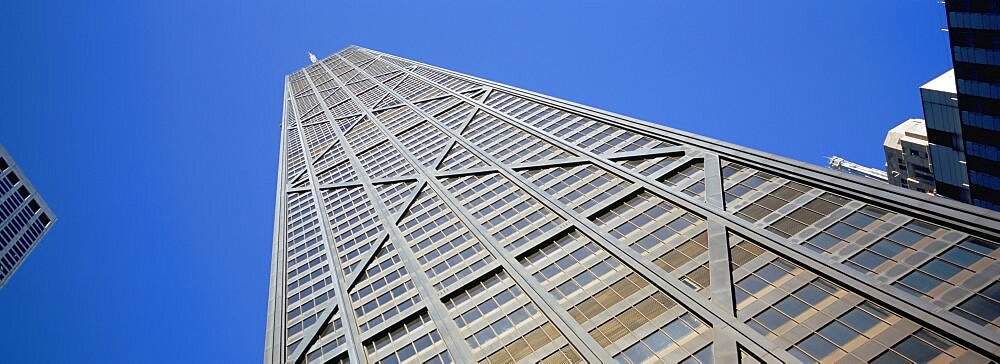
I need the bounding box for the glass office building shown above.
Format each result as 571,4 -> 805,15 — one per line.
942,2 -> 1000,211
265,46 -> 999,364
0,144 -> 56,288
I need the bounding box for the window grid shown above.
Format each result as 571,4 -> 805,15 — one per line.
444,173 -> 566,252
444,271 -> 569,361
894,236 -> 998,306
734,180 -> 812,223
521,164 -> 629,214
311,141 -> 346,172
657,160 -> 706,200
305,316 -> 347,364
463,111 -> 575,164
345,116 -> 388,154
766,192 -> 849,239
729,233 -> 981,362
398,189 -> 497,294
364,313 -> 450,364
431,101 -> 477,132
358,142 -> 418,180
413,66 -> 481,93
398,121 -> 451,168
316,162 -> 357,185
414,96 -> 461,117
616,153 -> 684,177
321,187 -> 384,275
374,181 -> 419,216
483,90 -> 671,154
438,144 -> 487,171
951,281 -> 1000,332
519,230 -> 711,359
592,191 -> 711,296
392,75 -> 447,102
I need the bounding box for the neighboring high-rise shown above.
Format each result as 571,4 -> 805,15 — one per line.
266,46 -> 1000,364
921,70 -> 970,203
943,3 -> 1000,211
883,118 -> 936,194
0,145 -> 56,288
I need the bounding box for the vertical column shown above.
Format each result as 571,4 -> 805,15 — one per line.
286,74 -> 365,364
264,88 -> 292,364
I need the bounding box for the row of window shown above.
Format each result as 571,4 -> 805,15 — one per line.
483,90 -> 671,155
463,110 -> 575,165
724,160 -> 1000,332
443,173 -> 566,254
729,232 -> 986,362
363,312 -> 450,364
444,270 -> 571,361
520,163 -> 628,214
519,229 -> 713,362
591,190 -> 712,298
398,188 -> 497,295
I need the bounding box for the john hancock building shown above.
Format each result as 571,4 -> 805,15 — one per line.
264,47 -> 1000,364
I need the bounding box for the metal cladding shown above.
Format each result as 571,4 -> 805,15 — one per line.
0,145 -> 56,288
265,46 -> 1000,364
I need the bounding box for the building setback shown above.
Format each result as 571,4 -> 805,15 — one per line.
265,46 -> 1000,364
943,3 -> 1000,211
0,145 -> 55,288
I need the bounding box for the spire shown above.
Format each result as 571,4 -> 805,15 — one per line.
308,52 -> 318,64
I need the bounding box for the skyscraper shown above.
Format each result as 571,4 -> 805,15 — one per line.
921,69 -> 970,203
943,3 -> 1000,211
0,144 -> 56,288
266,46 -> 1000,364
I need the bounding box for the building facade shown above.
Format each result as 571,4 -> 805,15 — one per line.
921,70 -> 971,203
0,145 -> 56,288
943,3 -> 1000,210
265,46 -> 1000,364
883,119 -> 936,194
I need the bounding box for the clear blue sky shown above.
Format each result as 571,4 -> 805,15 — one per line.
0,1 -> 952,362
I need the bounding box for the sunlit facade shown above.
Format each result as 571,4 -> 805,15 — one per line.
265,46 -> 1000,364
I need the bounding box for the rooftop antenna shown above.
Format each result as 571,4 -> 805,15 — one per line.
308,52 -> 318,64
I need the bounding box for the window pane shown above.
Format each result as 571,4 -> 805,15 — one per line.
957,295 -> 1000,322
888,228 -> 924,247
940,247 -> 983,266
819,321 -> 858,346
755,308 -> 790,331
807,233 -> 840,251
899,271 -> 944,293
894,336 -> 944,362
827,223 -> 858,239
775,297 -> 810,318
798,335 -> 839,361
795,284 -> 832,306
843,212 -> 876,229
869,240 -> 906,258
841,308 -> 880,333
921,259 -> 963,280
961,237 -> 998,255
849,251 -> 887,270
